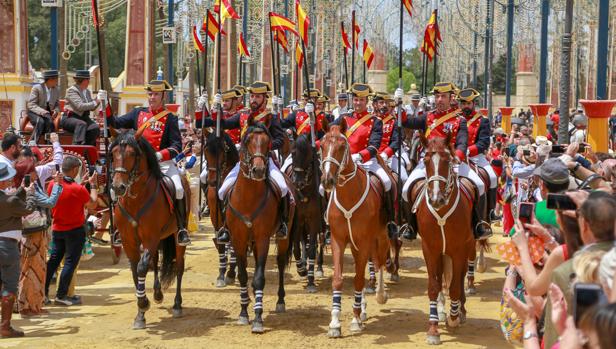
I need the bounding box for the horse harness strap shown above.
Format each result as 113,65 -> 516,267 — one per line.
135,109 -> 170,138
344,113 -> 373,138
117,176 -> 161,228
425,110 -> 458,138
424,182 -> 461,255
228,186 -> 270,230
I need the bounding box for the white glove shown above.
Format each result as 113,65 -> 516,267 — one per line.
276,95 -> 284,108
213,93 -> 223,107
97,90 -> 108,102
380,152 -> 389,162
197,94 -> 208,110
419,97 -> 428,108
351,153 -> 362,163
156,152 -> 163,161
271,95 -> 278,106
394,88 -> 404,101
305,102 -> 315,114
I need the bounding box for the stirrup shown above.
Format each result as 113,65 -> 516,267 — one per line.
177,229 -> 191,246
111,230 -> 122,247
216,227 -> 230,243
474,221 -> 493,240
401,224 -> 417,240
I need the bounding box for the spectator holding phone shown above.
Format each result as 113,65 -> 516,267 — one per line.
0,163 -> 35,338
44,156 -> 97,306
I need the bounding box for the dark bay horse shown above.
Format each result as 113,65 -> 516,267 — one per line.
203,131 -> 239,287
110,131 -> 189,329
320,121 -> 393,338
226,115 -> 295,333
287,132 -> 326,293
407,135 -> 475,345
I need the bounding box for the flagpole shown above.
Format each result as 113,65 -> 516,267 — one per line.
363,61 -> 366,84
420,41 -> 428,96
198,11 -> 211,220
396,0 -> 404,232
351,10 -> 356,85
268,15 -> 279,97
196,50 -> 202,95
432,9 -> 439,85
341,22 -> 349,91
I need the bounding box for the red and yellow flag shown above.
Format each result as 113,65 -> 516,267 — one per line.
192,25 -> 205,52
204,10 -> 226,42
214,0 -> 240,24
353,23 -> 361,49
295,42 -> 304,69
275,31 -> 289,53
269,12 -> 299,37
402,0 -> 413,17
340,22 -> 351,54
363,40 -> 374,69
295,0 -> 310,44
420,9 -> 441,62
238,33 -> 250,57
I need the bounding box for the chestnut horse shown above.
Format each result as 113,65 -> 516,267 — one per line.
407,135 -> 475,345
226,116 -> 295,333
320,121 -> 393,338
110,131 -> 189,329
202,131 -> 239,287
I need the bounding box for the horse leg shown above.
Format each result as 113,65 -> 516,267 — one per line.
476,240 -> 488,273
275,242 -> 287,313
294,231 -> 307,277
306,229 -> 318,293
351,252 -> 368,333
133,249 -> 151,330
236,251 -> 250,325
466,258 -> 476,295
172,246 -> 185,318
225,243 -> 237,285
316,236 -> 325,278
251,241 -> 268,334
424,253 -> 443,345
446,258 -> 466,329
152,251 -> 163,304
215,241 -> 228,288
390,238 -> 402,282
328,237 -> 344,338
364,260 -> 376,294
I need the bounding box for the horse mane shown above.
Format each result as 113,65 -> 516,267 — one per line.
206,131 -> 239,163
110,130 -> 164,180
293,133 -> 313,165
241,123 -> 271,148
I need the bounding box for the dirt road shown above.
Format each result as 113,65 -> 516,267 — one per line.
6,221 -> 513,349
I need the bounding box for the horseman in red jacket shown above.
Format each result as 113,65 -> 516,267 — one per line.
103,80 -> 191,246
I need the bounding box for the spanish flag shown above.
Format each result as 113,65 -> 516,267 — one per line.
238,33 -> 250,57
192,25 -> 205,52
295,0 -> 310,44
295,42 -> 304,69
275,31 -> 289,53
363,40 -> 374,69
353,23 -> 361,50
420,9 -> 441,62
340,22 -> 351,54
204,10 -> 226,42
214,0 -> 240,24
269,12 -> 299,37
402,0 -> 413,17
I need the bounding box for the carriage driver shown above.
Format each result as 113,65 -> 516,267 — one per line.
400,82 -> 492,241
200,81 -> 290,243
333,83 -> 398,239
99,80 -> 192,247
457,88 -> 498,225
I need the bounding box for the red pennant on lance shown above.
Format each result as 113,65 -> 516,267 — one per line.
340,22 -> 351,54
402,0 -> 413,17
205,10 -> 226,41
295,42 -> 304,69
353,23 -> 361,50
295,0 -> 310,44
238,33 -> 250,57
269,12 -> 299,37
420,9 -> 441,61
215,0 -> 240,22
363,39 -> 374,69
91,0 -> 99,27
192,25 -> 205,52
275,31 -> 290,54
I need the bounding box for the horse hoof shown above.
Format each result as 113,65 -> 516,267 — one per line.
446,316 -> 460,328
466,287 -> 477,296
364,287 -> 376,294
315,270 -> 324,278
360,312 -> 368,322
349,321 -> 363,333
477,263 -> 487,274
275,303 -> 286,313
306,285 -> 318,294
216,278 -> 226,288
251,321 -> 264,334
238,316 -> 250,325
376,292 -> 388,305
328,327 -> 342,338
426,334 -> 441,345
172,307 -> 183,318
389,274 -> 400,282
133,320 -> 146,330
438,312 -> 447,323
153,291 -> 163,304
224,275 -> 236,285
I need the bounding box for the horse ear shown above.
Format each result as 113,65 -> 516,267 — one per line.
321,117 -> 330,133
339,117 -> 348,134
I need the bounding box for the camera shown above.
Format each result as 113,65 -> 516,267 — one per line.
24,174 -> 31,187
574,283 -> 607,325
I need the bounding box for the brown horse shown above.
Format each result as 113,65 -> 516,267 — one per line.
226,115 -> 295,333
110,131 -> 189,329
407,135 -> 475,345
202,131 -> 239,287
320,121 -> 392,338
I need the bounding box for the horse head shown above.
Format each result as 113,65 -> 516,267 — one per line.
422,133 -> 457,210
204,130 -> 239,186
320,120 -> 352,192
110,130 -> 162,198
240,116 -> 271,181
292,134 -> 315,191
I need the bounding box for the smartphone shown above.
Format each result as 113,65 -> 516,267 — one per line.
578,143 -> 586,152
546,193 -> 577,210
552,144 -> 565,153
574,283 -> 607,325
88,166 -> 96,176
518,202 -> 534,225
24,174 -> 31,187
523,150 -> 531,156
55,164 -> 60,172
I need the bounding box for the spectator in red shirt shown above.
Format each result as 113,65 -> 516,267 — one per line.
44,156 -> 97,306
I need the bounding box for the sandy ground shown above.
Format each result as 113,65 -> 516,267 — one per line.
5,221 -> 514,349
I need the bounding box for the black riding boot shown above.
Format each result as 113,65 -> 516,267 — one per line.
175,197 -> 192,246
487,188 -> 499,221
384,190 -> 399,239
276,195 -> 290,241
403,210 -> 418,240
472,194 -> 492,240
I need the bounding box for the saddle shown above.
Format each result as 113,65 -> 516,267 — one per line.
469,161 -> 490,194
161,176 -> 176,213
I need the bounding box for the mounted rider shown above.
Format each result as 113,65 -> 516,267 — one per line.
332,83 -> 398,239
401,82 -> 492,241
101,80 -> 191,246
373,91 -> 410,184
200,81 -> 290,243
457,88 -> 498,225
280,89 -> 327,172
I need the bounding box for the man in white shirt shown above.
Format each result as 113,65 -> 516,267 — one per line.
331,93 -> 349,120
0,134 -> 22,170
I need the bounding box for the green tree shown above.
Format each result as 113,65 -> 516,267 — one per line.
476,53 -> 517,95
386,68 -> 416,93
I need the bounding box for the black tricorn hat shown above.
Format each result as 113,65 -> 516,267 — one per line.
457,88 -> 481,102
145,80 -> 173,92
248,81 -> 272,95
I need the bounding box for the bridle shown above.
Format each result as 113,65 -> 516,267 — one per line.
206,138 -> 231,187
240,129 -> 269,181
111,140 -> 145,199
425,150 -> 457,202
320,134 -> 357,187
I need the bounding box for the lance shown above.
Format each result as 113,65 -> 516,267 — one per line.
351,10 -> 356,85
341,21 -> 349,91
420,40 -> 428,96
214,6 -> 227,234
198,11 -> 211,220
396,0 -> 404,233
91,0 -> 114,240
432,9 -> 439,85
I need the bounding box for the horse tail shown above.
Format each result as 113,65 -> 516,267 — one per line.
159,235 -> 177,289
285,203 -> 299,268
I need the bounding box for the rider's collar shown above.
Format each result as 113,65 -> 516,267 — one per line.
434,107 -> 458,116
149,106 -> 165,114
353,110 -> 369,117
